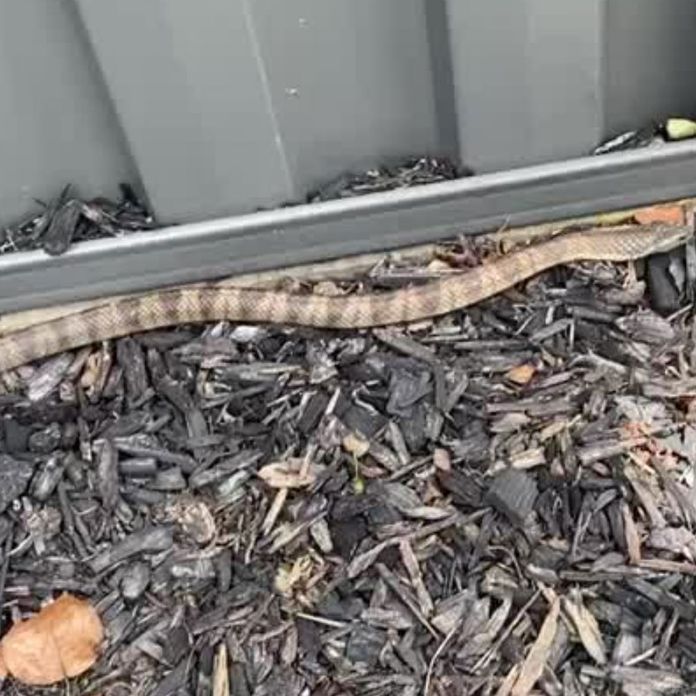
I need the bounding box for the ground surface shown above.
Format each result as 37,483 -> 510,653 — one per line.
0,218 -> 695,695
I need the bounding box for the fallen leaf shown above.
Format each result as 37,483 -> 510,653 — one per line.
633,204 -> 685,226
511,594 -> 559,695
0,650 -> 7,680
506,364 -> 536,386
1,593 -> 103,686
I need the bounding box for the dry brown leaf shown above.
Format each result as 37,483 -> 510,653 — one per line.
0,649 -> 7,681
511,594 -> 559,696
633,204 -> 685,226
505,364 -> 536,386
562,594 -> 607,665
1,593 -> 104,686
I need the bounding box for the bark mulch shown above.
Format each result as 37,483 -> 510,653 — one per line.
0,215 -> 695,695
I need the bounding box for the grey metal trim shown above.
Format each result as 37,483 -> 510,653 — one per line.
2,142 -> 696,316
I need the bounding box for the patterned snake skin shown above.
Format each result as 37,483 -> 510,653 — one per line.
0,225 -> 690,373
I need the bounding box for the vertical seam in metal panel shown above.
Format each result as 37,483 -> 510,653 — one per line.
598,0 -> 609,141
239,0 -> 294,198
425,0 -> 459,161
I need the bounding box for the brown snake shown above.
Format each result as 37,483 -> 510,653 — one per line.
0,224 -> 690,373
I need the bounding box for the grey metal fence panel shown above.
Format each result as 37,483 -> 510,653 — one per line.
75,0 -> 444,224
75,0 -> 296,224
247,0 -> 443,200
0,0 -> 138,229
1,0 -> 696,232
445,0 -> 606,173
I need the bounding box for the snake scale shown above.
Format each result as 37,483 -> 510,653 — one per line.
0,224 -> 690,374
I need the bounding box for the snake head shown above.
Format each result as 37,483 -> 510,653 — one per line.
647,224 -> 694,255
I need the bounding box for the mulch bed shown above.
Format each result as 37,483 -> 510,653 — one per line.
0,222 -> 695,695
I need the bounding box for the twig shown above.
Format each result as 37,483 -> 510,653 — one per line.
423,618 -> 461,696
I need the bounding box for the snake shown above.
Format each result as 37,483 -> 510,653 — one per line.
0,224 -> 690,374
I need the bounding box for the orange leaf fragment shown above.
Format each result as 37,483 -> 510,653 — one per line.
506,364 -> 536,385
0,593 -> 104,686
634,204 -> 685,226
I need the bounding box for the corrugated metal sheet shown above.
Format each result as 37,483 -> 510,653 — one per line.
2,0 -> 696,227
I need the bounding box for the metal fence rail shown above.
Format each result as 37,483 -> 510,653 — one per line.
1,0 -> 696,314
2,142 -> 696,315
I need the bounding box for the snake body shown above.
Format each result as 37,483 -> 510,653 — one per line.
0,225 -> 690,373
